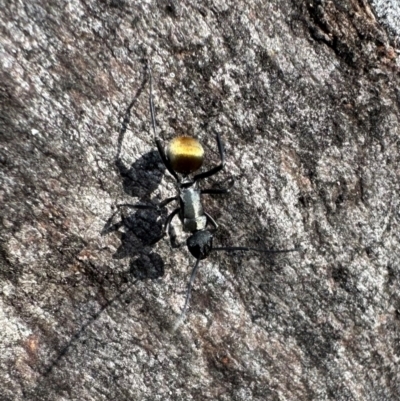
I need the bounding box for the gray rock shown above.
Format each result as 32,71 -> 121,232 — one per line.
1,1 -> 399,400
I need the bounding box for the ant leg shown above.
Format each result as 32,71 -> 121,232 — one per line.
150,207 -> 180,245
168,225 -> 183,248
148,64 -> 180,182
155,140 -> 180,182
117,196 -> 178,211
201,188 -> 229,195
158,196 -> 179,208
117,203 -> 156,210
201,176 -> 235,195
193,133 -> 225,182
204,212 -> 218,230
172,258 -> 201,331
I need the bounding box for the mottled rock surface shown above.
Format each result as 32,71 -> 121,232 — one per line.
1,1 -> 400,400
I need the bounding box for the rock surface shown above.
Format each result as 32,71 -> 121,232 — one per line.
1,1 -> 400,400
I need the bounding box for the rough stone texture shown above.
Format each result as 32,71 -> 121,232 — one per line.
371,0 -> 400,43
1,1 -> 399,400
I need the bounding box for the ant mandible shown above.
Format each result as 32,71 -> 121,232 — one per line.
118,65 -> 297,328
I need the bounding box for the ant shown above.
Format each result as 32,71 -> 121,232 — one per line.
117,66 -> 298,328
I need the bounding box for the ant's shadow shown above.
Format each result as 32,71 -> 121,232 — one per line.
101,67 -> 170,281
103,150 -> 168,280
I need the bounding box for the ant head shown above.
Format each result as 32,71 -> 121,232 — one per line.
186,230 -> 213,260
167,137 -> 204,175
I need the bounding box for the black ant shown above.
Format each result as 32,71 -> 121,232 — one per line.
117,66 -> 297,328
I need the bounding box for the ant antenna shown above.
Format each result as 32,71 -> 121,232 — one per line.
172,245 -> 299,331
172,258 -> 201,332
213,246 -> 299,253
